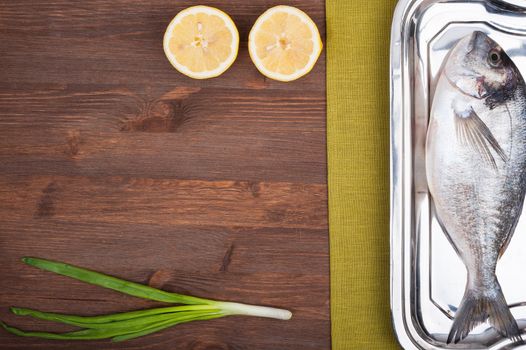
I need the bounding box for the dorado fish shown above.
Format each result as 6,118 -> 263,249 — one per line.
426,31 -> 526,344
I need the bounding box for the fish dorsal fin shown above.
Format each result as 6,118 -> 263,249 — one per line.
454,107 -> 508,169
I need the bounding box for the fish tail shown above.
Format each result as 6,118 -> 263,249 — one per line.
447,279 -> 523,344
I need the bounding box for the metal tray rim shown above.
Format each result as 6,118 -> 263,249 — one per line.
390,0 -> 419,348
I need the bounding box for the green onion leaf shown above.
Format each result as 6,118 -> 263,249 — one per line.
1,311 -> 224,341
11,307 -> 221,330
22,257 -> 209,305
111,312 -> 225,342
11,304 -> 218,325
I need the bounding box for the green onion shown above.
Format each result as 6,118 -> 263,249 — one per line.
111,312 -> 225,342
22,257 -> 208,305
11,308 -> 221,330
1,257 -> 292,342
2,311 -> 223,341
11,304 -> 216,325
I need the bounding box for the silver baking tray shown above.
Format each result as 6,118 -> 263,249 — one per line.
390,0 -> 526,349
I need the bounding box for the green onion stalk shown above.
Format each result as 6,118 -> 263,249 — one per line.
1,257 -> 292,342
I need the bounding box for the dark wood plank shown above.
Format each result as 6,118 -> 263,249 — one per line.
0,0 -> 329,349
0,85 -> 326,183
0,222 -> 328,275
0,176 -> 326,228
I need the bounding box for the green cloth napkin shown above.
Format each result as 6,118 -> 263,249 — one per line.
326,0 -> 399,348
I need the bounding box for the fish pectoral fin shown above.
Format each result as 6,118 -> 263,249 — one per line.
454,107 -> 508,169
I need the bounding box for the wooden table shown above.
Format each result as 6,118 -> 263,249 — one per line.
0,1 -> 328,349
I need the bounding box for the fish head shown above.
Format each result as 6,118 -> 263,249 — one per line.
444,31 -> 520,108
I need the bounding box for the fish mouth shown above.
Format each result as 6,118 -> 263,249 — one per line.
476,76 -> 488,98
444,73 -> 488,100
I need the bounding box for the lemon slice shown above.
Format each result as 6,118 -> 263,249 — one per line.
248,6 -> 322,82
163,6 -> 239,79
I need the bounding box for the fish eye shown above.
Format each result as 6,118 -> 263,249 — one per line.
488,49 -> 502,67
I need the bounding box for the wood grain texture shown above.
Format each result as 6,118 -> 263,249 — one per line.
0,0 -> 328,349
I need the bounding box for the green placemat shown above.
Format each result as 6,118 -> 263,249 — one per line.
326,0 -> 399,348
